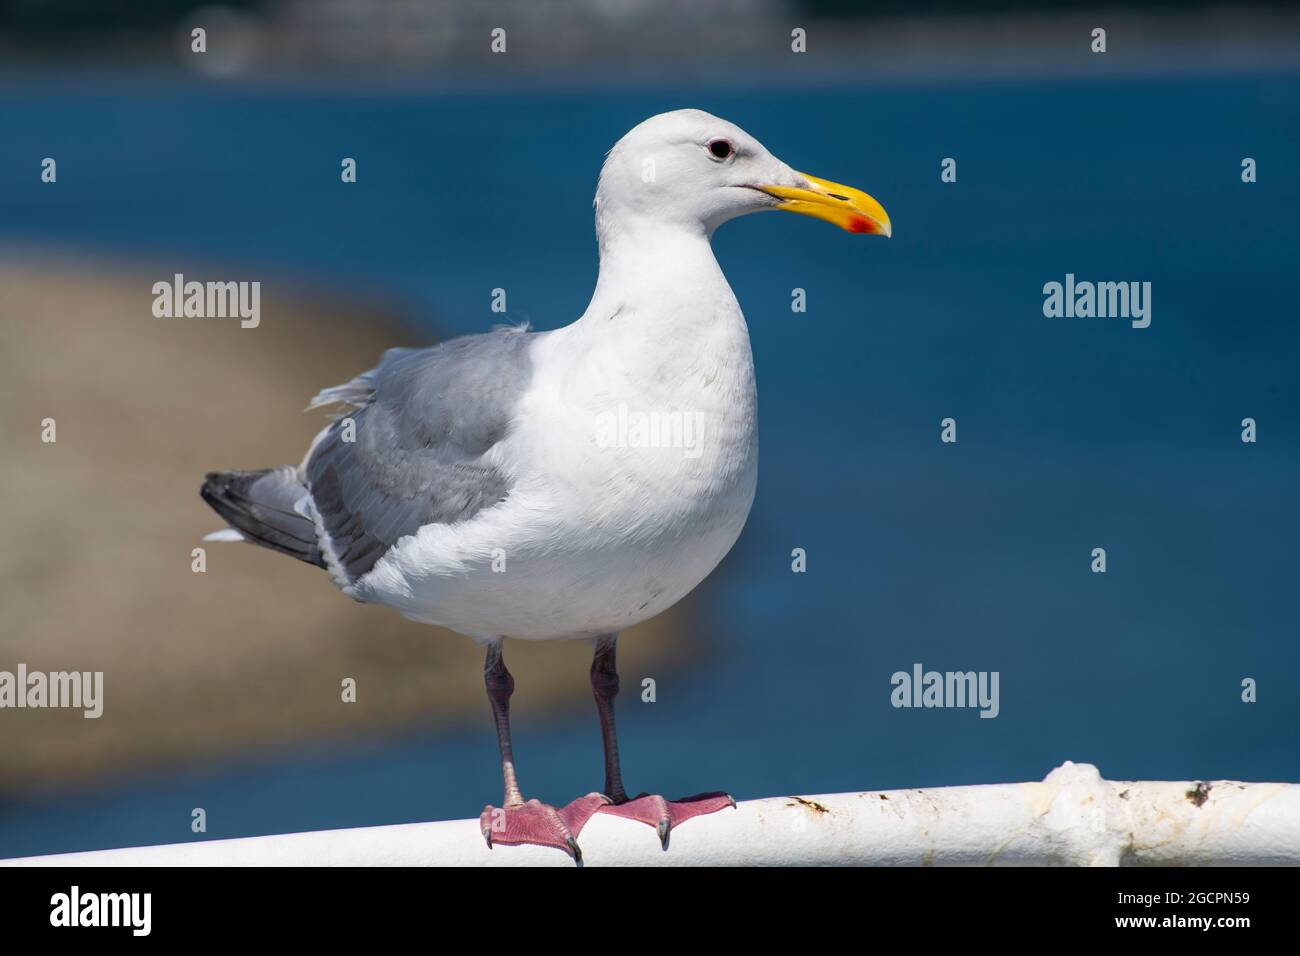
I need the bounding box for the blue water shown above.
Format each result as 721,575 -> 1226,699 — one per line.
2,72 -> 1298,856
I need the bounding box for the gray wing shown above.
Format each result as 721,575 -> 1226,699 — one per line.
305,325 -> 534,584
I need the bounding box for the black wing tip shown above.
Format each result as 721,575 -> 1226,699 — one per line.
199,468 -> 326,570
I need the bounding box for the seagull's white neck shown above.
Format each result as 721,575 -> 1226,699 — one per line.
579,215 -> 737,332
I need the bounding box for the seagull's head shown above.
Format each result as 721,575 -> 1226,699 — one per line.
595,108 -> 891,239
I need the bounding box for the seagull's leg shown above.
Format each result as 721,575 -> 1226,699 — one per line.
478,641 -> 607,861
591,634 -> 628,803
485,641 -> 524,808
591,633 -> 736,848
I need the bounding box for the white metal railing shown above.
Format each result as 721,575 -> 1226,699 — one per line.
4,762 -> 1297,866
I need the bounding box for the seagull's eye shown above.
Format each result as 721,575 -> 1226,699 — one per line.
706,139 -> 735,161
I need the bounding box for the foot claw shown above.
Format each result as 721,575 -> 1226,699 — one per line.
478,793 -> 608,859
599,790 -> 735,849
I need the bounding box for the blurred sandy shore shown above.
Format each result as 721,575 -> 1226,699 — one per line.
0,253 -> 691,796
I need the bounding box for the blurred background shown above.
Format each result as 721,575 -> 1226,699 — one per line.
1,0 -> 1298,858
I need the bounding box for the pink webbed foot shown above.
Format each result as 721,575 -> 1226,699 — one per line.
480,793 -> 609,861
598,791 -> 736,848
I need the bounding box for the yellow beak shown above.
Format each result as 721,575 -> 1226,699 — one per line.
756,172 -> 892,236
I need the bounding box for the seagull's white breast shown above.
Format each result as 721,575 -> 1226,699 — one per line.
361,280 -> 758,641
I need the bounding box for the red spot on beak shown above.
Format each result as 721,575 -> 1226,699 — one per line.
847,216 -> 873,234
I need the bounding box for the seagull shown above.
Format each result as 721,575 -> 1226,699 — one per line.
200,109 -> 890,860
